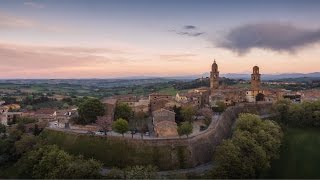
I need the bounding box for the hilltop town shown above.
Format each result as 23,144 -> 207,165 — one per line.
0,61 -> 314,138
1,60 -> 320,179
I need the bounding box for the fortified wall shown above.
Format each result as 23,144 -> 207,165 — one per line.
44,102 -> 273,170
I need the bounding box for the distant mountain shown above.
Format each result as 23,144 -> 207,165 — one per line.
112,72 -> 320,81
1,72 -> 319,82
221,72 -> 320,81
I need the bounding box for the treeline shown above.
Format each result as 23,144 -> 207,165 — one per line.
211,113 -> 283,178
273,99 -> 320,127
173,78 -> 210,90
173,77 -> 238,90
0,124 -> 102,178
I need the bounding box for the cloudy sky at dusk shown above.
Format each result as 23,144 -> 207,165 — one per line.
1,0 -> 320,78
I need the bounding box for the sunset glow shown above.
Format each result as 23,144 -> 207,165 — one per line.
1,0 -> 320,78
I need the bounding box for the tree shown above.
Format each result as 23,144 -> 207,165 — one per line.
180,105 -> 196,122
114,103 -> 133,121
14,134 -> 39,155
96,116 -> 112,135
211,113 -> 283,179
16,122 -> 26,133
212,140 -> 243,178
256,93 -> 265,101
66,156 -> 102,179
272,99 -> 292,125
213,101 -> 226,113
125,165 -> 157,179
33,124 -> 42,136
16,145 -> 102,179
173,106 -> 183,124
177,122 -> 193,137
16,117 -> 38,124
112,118 -> 129,137
62,103 -> 69,109
0,124 -> 6,134
77,98 -> 105,124
199,107 -> 213,126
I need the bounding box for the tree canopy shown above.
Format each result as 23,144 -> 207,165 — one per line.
96,116 -> 112,135
211,113 -> 283,179
124,165 -> 157,179
114,103 -> 133,121
16,145 -> 102,179
112,118 -> 129,136
177,121 -> 193,137
273,99 -> 320,127
212,101 -> 227,113
180,105 -> 196,122
77,98 -> 105,124
0,124 -> 6,134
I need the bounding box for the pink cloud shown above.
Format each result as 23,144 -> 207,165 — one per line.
0,42 -> 136,78
23,2 -> 45,9
0,12 -> 66,33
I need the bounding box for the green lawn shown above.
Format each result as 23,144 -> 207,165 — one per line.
265,128 -> 320,179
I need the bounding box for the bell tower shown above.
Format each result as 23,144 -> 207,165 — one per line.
251,66 -> 261,91
210,60 -> 219,90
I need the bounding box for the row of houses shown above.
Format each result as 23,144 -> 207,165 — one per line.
101,89 -> 211,137
0,104 -> 77,126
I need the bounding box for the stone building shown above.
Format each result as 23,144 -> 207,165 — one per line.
210,60 -> 219,91
102,98 -> 117,121
209,60 -> 246,106
251,66 -> 261,91
246,66 -> 265,102
149,93 -> 172,112
152,108 -> 178,137
133,99 -> 150,113
175,87 -> 210,108
116,95 -> 138,109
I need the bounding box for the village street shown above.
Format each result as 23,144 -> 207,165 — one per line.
47,114 -> 220,140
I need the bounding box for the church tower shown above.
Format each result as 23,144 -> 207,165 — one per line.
251,66 -> 261,91
210,60 -> 219,90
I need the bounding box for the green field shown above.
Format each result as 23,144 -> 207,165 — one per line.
265,128 -> 320,179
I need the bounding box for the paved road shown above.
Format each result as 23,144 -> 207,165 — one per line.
47,114 -> 221,140
100,162 -> 214,177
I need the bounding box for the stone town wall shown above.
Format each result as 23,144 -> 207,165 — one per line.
140,102 -> 273,168
45,102 -> 273,170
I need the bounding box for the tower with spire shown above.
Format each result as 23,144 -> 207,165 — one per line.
210,60 -> 219,91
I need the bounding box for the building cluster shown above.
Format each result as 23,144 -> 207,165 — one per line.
0,103 -> 77,127
99,60 -> 309,138
1,60 -> 313,138
209,60 -> 303,105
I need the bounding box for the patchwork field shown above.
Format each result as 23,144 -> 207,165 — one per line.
265,128 -> 320,179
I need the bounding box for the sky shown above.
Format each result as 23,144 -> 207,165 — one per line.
1,0 -> 320,78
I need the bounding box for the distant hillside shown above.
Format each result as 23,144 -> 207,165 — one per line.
222,72 -> 320,81
157,72 -> 320,81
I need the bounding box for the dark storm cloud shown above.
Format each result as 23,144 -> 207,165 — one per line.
183,25 -> 197,30
171,25 -> 204,37
176,31 -> 204,36
216,23 -> 320,54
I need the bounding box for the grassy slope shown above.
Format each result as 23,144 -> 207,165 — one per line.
265,128 -> 320,179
